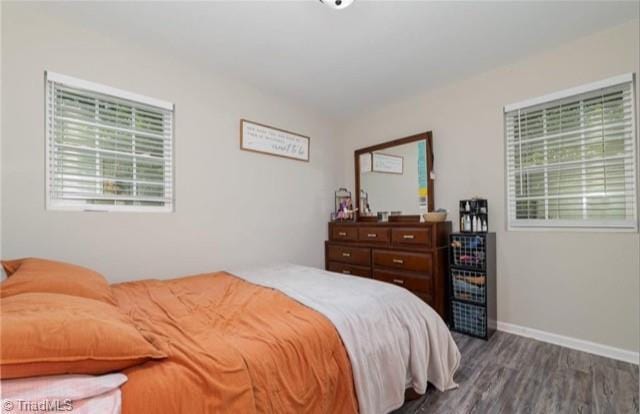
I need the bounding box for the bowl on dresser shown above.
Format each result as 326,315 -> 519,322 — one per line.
424,211 -> 447,222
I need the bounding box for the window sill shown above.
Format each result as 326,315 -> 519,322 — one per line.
46,204 -> 174,213
507,224 -> 638,233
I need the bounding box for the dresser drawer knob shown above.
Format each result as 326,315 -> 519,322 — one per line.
392,279 -> 404,285
338,232 -> 347,236
402,234 -> 415,240
342,252 -> 351,257
367,233 -> 377,238
342,270 -> 352,274
392,258 -> 404,264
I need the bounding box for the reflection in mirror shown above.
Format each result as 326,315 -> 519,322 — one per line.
359,139 -> 429,216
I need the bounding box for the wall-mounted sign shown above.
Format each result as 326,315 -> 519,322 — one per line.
372,152 -> 403,174
240,119 -> 310,162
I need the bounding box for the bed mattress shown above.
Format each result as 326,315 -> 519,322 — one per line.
111,263 -> 460,413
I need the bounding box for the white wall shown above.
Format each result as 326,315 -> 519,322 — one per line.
1,4 -> 340,282
338,20 -> 640,353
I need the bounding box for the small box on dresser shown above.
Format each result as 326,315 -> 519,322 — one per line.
449,232 -> 496,340
325,221 -> 451,320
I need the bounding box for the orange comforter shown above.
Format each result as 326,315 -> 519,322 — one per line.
112,272 -> 358,413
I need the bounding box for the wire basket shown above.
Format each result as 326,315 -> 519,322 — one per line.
452,301 -> 486,338
450,234 -> 486,270
452,269 -> 486,304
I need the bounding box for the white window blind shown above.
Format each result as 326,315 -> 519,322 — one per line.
46,72 -> 174,212
505,74 -> 637,230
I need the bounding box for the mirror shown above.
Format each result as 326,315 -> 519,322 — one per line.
355,132 -> 434,220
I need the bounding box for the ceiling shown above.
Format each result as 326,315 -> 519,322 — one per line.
33,1 -> 639,120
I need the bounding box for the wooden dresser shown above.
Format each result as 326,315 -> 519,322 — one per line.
325,220 -> 451,320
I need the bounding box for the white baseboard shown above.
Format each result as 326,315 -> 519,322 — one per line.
497,321 -> 639,365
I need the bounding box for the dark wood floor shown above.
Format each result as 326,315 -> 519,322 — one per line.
394,331 -> 639,414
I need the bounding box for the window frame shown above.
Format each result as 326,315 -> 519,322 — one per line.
504,73 -> 638,232
45,71 -> 175,213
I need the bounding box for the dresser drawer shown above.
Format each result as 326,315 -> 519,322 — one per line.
373,269 -> 433,294
358,227 -> 390,243
391,228 -> 432,247
373,250 -> 432,273
327,245 -> 370,266
331,226 -> 358,241
328,262 -> 371,278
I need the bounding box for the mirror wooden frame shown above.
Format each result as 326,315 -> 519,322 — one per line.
354,131 -> 434,220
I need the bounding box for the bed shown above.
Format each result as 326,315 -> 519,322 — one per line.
1,259 -> 460,414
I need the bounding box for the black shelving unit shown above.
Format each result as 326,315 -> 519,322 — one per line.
448,232 -> 496,340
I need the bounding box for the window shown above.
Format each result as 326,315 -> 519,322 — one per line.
505,74 -> 637,230
46,72 -> 174,212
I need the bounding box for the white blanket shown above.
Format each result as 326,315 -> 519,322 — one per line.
230,264 -> 460,414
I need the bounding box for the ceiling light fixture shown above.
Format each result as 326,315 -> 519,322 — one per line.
319,0 -> 354,10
